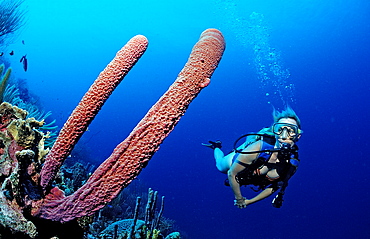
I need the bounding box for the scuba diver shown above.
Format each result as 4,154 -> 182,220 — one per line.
203,106 -> 302,209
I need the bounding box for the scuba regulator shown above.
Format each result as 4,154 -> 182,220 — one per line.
277,143 -> 293,160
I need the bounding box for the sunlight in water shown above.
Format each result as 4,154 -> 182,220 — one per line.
247,12 -> 295,105
216,1 -> 296,106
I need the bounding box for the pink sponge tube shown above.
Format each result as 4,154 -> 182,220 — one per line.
40,35 -> 149,190
36,29 -> 225,222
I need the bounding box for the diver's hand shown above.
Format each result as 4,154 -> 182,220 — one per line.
234,197 -> 248,209
202,140 -> 222,149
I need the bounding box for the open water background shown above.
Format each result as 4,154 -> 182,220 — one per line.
2,0 -> 370,238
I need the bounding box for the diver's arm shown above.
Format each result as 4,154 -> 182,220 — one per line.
228,141 -> 262,208
245,188 -> 274,205
227,164 -> 245,200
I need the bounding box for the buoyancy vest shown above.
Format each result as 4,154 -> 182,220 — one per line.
234,138 -> 299,191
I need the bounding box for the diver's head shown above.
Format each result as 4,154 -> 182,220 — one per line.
273,118 -> 301,146
271,106 -> 302,146
272,105 -> 301,128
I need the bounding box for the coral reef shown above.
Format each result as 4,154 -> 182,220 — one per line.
87,187 -> 179,239
0,102 -> 46,238
85,182 -> 179,239
99,219 -> 145,239
1,66 -> 59,148
57,162 -> 89,196
0,29 -> 225,238
164,232 -> 180,239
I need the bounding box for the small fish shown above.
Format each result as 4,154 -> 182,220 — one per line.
0,52 -> 3,56
9,50 -> 14,55
22,40 -> 25,45
20,54 -> 28,72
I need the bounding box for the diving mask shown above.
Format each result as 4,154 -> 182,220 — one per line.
272,123 -> 301,137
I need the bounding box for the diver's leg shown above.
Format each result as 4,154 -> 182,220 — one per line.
215,148 -> 235,173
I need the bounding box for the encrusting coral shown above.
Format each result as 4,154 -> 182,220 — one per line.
0,29 -> 225,238
1,65 -> 59,149
6,90 -> 58,136
0,102 -> 47,238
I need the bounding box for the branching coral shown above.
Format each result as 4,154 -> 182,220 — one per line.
0,0 -> 26,44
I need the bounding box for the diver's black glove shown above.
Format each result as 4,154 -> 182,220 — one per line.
202,140 -> 222,149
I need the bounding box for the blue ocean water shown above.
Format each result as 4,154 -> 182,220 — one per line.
2,0 -> 370,238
